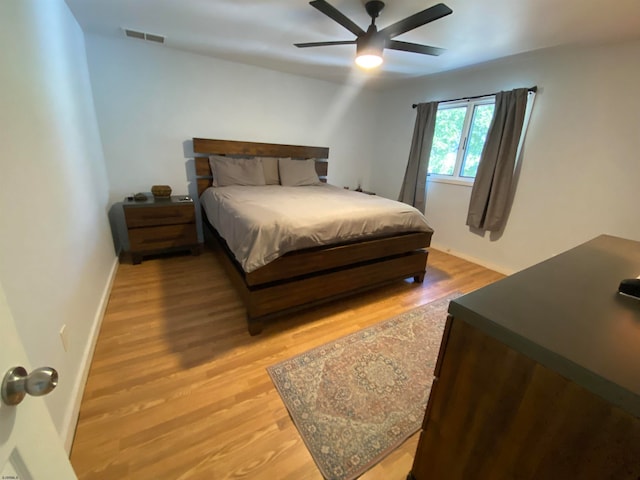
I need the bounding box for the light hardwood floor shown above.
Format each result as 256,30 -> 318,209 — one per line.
70,247 -> 503,479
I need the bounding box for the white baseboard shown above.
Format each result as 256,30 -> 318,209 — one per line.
61,256 -> 119,454
430,242 -> 515,276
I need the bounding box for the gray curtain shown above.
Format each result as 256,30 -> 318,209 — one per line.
466,88 -> 529,231
398,101 -> 439,212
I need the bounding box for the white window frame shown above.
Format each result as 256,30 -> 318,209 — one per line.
427,95 -> 496,187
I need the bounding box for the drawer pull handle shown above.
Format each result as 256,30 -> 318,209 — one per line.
141,236 -> 185,244
141,214 -> 184,219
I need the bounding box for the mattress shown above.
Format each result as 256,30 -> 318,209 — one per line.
200,184 -> 433,272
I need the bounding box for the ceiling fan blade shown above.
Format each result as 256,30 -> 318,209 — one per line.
309,0 -> 366,37
295,40 -> 357,48
387,40 -> 445,56
380,3 -> 452,39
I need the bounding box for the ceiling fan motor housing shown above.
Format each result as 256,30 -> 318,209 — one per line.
356,30 -> 385,56
360,0 -> 386,56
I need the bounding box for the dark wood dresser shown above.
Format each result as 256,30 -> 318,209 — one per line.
122,196 -> 199,264
410,235 -> 640,480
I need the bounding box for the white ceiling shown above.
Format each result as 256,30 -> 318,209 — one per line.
65,0 -> 640,86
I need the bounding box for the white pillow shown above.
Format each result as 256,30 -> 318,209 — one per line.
260,157 -> 282,185
279,158 -> 322,186
209,155 -> 266,187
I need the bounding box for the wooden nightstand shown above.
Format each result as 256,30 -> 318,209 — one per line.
122,195 -> 199,264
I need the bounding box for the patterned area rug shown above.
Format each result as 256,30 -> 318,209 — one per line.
267,294 -> 459,480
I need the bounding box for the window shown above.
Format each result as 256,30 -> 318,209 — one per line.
428,97 -> 495,184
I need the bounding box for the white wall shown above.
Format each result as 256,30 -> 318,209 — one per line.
373,40 -> 640,273
84,35 -> 379,211
0,0 -> 116,448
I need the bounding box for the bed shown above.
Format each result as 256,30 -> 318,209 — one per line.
194,138 -> 434,334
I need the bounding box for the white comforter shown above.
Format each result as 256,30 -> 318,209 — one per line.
200,184 -> 433,272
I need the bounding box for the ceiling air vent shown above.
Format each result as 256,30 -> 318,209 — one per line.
123,28 -> 165,44
144,33 -> 165,44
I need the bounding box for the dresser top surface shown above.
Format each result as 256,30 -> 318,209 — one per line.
449,234 -> 640,415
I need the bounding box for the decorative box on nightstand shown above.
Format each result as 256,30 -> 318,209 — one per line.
121,195 -> 199,264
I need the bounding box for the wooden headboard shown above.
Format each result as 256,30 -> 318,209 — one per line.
193,138 -> 329,196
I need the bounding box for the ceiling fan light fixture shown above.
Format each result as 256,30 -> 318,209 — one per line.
355,34 -> 384,69
355,52 -> 383,69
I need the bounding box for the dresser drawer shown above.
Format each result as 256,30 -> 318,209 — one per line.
125,204 -> 195,227
129,224 -> 198,251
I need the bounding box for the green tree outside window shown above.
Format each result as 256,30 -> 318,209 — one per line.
427,99 -> 495,181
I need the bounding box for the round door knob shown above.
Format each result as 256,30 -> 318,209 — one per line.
1,366 -> 58,406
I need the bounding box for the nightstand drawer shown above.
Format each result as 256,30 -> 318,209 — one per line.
129,225 -> 198,251
125,204 -> 195,227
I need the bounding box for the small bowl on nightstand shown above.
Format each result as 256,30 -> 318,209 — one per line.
151,185 -> 172,198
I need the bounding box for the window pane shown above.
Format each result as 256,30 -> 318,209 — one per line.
428,106 -> 466,176
461,103 -> 495,178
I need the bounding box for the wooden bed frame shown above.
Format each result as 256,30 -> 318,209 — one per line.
193,138 -> 433,335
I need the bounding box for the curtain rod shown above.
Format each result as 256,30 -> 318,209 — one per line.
412,86 -> 537,108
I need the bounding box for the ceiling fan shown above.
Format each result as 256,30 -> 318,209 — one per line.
295,0 -> 453,69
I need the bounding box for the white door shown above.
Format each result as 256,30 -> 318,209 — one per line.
0,282 -> 77,479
